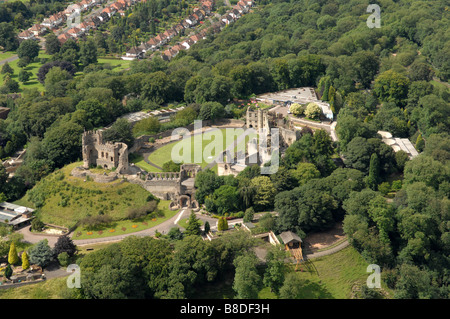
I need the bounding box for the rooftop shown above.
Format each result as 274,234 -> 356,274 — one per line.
378,131 -> 419,159
279,231 -> 302,244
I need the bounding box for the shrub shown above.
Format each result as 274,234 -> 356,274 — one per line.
243,207 -> 255,223
378,182 -> 391,195
31,218 -> 45,232
57,252 -> 70,267
391,180 -> 402,192
80,215 -> 113,230
126,200 -> 158,220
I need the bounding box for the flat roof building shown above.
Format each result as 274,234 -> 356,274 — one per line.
378,131 -> 419,159
0,202 -> 34,229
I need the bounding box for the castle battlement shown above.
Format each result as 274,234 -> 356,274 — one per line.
82,130 -> 129,174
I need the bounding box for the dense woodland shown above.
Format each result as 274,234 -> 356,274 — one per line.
0,0 -> 449,299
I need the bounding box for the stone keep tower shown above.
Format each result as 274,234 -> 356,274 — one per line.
246,107 -> 270,130
82,130 -> 129,174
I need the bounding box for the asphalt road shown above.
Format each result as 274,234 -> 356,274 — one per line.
0,55 -> 18,66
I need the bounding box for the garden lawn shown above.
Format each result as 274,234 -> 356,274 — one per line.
130,154 -> 162,173
1,50 -> 52,92
0,51 -> 17,62
147,128 -> 246,170
177,217 -> 205,230
287,246 -> 388,299
97,57 -> 131,72
0,277 -> 69,299
22,162 -> 156,228
1,53 -> 132,93
73,200 -> 176,240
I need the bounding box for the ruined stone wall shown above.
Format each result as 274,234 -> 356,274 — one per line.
279,127 -> 301,147
82,130 -> 129,174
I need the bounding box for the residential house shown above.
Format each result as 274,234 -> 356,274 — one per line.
137,42 -> 152,53
42,13 -> 64,28
86,20 -> 97,29
79,0 -> 92,11
185,15 -> 198,26
122,47 -> 144,60
91,16 -> 102,26
146,37 -> 159,50
173,23 -> 185,35
162,48 -> 178,60
163,29 -> 176,40
102,6 -> 117,17
67,27 -> 84,38
192,13 -> 200,22
221,15 -> 234,25
98,12 -> 110,22
181,38 -> 194,50
181,20 -> 190,29
229,9 -> 241,19
201,1 -> 213,13
172,44 -> 183,53
18,30 -> 35,40
57,33 -> 72,44
28,24 -> 47,36
78,21 -> 91,32
111,2 -> 125,11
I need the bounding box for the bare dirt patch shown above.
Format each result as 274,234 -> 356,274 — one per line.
303,222 -> 346,253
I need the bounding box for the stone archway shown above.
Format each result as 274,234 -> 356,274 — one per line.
179,195 -> 191,208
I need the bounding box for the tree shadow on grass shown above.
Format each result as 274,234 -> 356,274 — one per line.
298,279 -> 334,299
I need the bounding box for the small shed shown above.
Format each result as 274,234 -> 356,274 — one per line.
280,231 -> 302,249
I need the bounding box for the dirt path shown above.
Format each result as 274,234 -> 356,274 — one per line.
302,222 -> 346,254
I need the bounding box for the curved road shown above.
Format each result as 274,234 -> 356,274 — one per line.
0,55 -> 18,66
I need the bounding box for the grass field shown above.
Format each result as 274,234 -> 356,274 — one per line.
0,50 -> 51,91
0,51 -> 17,61
20,162 -> 156,228
0,51 -> 131,92
177,217 -> 205,230
130,154 -> 162,173
97,57 -> 131,72
145,128 -> 247,171
0,277 -> 70,299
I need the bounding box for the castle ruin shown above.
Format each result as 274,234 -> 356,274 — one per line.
79,130 -> 201,210
245,106 -> 300,147
82,130 -> 129,174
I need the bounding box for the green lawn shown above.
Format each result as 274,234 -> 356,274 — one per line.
130,154 -> 162,173
290,246 -> 393,299
177,217 -> 205,230
146,128 -> 246,171
97,57 -> 131,72
1,51 -> 131,92
0,277 -> 70,299
1,50 -> 51,92
0,51 -> 17,61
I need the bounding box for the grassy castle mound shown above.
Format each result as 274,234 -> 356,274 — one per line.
21,162 -> 155,229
